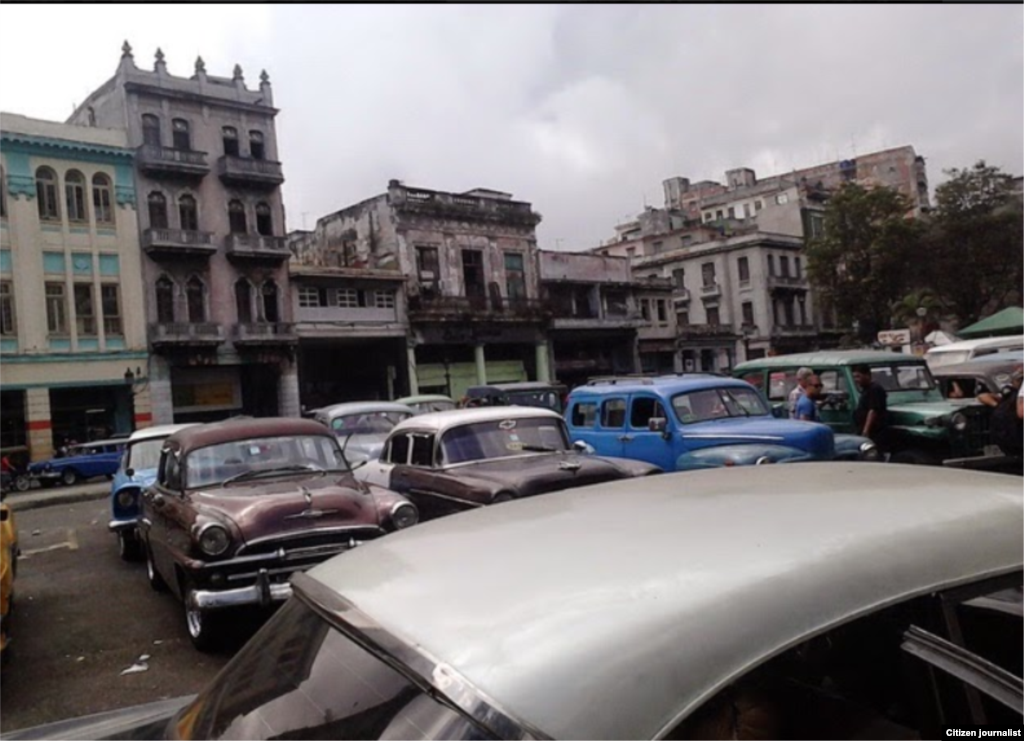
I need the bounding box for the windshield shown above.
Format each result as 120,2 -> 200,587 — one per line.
126,437 -> 167,471
172,597 -> 490,740
184,435 -> 348,489
927,350 -> 972,369
506,390 -> 562,412
441,417 -> 570,464
332,411 -> 411,436
414,400 -> 456,413
672,386 -> 770,424
868,364 -> 935,391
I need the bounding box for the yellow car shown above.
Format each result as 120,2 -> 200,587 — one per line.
1,501 -> 17,663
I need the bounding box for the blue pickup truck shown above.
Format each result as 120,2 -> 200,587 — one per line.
564,375 -> 879,470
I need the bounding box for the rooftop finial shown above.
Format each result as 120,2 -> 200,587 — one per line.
233,63 -> 244,80
155,47 -> 165,64
121,40 -> 133,58
195,56 -> 206,74
260,69 -> 270,84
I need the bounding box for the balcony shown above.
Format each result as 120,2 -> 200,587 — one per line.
771,324 -> 817,338
407,294 -> 550,323
678,324 -> 736,340
142,228 -> 217,259
699,282 -> 721,299
549,312 -> 646,331
136,145 -> 209,179
393,187 -> 541,227
767,275 -> 808,292
224,234 -> 290,262
233,322 -> 298,347
149,322 -> 224,350
673,288 -> 691,305
217,155 -> 284,189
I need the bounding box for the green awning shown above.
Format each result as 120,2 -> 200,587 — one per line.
958,306 -> 1024,338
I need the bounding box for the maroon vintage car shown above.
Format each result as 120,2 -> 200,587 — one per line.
139,417 -> 417,651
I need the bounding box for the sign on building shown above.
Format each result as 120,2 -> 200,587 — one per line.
877,329 -> 912,346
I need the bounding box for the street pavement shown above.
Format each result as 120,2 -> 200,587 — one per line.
4,479 -> 110,513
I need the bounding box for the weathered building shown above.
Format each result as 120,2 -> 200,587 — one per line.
291,181 -> 551,403
1,112 -> 150,462
66,44 -> 298,423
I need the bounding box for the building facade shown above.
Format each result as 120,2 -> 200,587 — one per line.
66,44 -> 298,424
1,113 -> 150,462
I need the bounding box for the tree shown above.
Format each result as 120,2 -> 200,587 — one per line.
805,183 -> 924,340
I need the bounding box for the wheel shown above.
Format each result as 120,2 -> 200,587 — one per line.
890,449 -> 938,466
183,583 -> 223,653
491,491 -> 515,504
60,469 -> 78,487
13,475 -> 30,493
145,542 -> 168,592
118,530 -> 142,562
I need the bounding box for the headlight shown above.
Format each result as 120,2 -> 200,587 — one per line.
859,441 -> 881,461
924,416 -> 943,428
116,488 -> 138,508
196,523 -> 231,556
390,502 -> 419,530
949,412 -> 968,432
755,456 -> 774,465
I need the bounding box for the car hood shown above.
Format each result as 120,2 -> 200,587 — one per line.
443,452 -> 655,496
682,417 -> 835,459
0,694 -> 192,740
888,399 -> 978,422
192,474 -> 382,540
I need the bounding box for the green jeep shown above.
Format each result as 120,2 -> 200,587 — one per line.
733,350 -> 991,465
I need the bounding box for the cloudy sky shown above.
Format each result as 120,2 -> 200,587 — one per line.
2,4 -> 1021,250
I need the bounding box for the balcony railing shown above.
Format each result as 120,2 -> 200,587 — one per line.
678,324 -> 736,339
217,156 -> 284,189
699,282 -> 721,299
407,294 -> 550,322
767,275 -> 808,291
224,233 -> 290,261
149,322 -> 224,349
771,324 -> 817,337
136,145 -> 209,178
142,228 -> 217,258
394,187 -> 541,227
234,322 -> 298,346
673,288 -> 692,304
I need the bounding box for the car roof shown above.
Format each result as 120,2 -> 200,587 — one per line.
308,463 -> 1022,740
925,335 -> 1024,355
315,401 -> 415,418
390,406 -> 563,434
467,382 -> 564,395
570,374 -> 754,396
71,439 -> 124,449
734,349 -> 923,370
127,423 -> 198,443
393,395 -> 455,404
165,417 -> 333,455
931,356 -> 1024,378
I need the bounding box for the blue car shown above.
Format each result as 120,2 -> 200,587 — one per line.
565,375 -> 879,471
28,439 -> 126,488
109,424 -> 197,561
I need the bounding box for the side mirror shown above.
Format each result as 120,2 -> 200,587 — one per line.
572,440 -> 594,455
648,417 -> 668,433
126,467 -> 135,479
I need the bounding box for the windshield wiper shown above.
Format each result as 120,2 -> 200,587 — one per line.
221,463 -> 326,487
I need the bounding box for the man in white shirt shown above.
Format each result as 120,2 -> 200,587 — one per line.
787,367 -> 814,418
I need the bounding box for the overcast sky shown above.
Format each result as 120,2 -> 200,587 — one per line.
2,4 -> 1021,250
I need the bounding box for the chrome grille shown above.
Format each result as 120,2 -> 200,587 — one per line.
236,528 -> 383,558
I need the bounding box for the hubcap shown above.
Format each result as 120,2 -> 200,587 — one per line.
185,595 -> 202,639
146,551 -> 156,581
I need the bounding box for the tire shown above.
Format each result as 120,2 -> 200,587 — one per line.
890,449 -> 939,466
13,475 -> 30,493
491,491 -> 515,505
118,530 -> 142,562
145,542 -> 168,593
183,583 -> 223,653
60,469 -> 78,487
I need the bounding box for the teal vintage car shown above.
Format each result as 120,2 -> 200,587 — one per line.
734,350 -> 992,465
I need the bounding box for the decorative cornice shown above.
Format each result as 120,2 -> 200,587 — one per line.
115,184 -> 136,208
124,81 -> 279,116
7,173 -> 35,200
0,133 -> 134,164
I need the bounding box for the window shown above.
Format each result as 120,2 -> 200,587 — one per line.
65,170 -> 87,222
0,166 -> 6,218
92,174 -> 113,225
672,268 -> 686,289
235,279 -> 252,323
148,192 -> 168,230
640,299 -> 651,321
298,287 -> 325,308
742,301 -> 754,326
794,257 -> 802,279
703,212 -> 713,223
101,284 -> 122,335
701,262 -> 716,287
656,299 -> 668,323
178,194 -> 198,231
776,192 -> 789,205
570,401 -> 597,428
228,200 -> 247,234
0,281 -> 14,336
74,283 -> 96,335
798,296 -> 807,325
604,290 -> 628,316
706,306 -> 720,326
336,288 -> 358,308
222,127 -> 239,157
249,131 -> 265,160
172,118 -> 191,150
808,212 -> 825,239
409,435 -> 435,467
783,298 -> 795,326
374,291 -> 395,309
255,202 -> 272,236
386,434 -> 410,465
743,203 -> 752,219
767,254 -> 775,276
154,276 -> 175,323
261,280 -> 279,322
416,246 -> 439,284
738,256 -> 750,283
504,252 -> 526,301
780,256 -> 790,277
630,397 -> 668,429
36,167 -> 60,220
46,283 -> 67,334
142,114 -> 161,147
755,199 -> 763,212
600,398 -> 627,429
678,309 -> 689,326
462,249 -> 485,299
186,276 -> 205,322
727,206 -> 735,219
715,210 -> 724,220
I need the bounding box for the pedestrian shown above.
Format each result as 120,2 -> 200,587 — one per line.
787,367 -> 814,418
977,366 -> 1023,458
852,364 -> 888,445
794,374 -> 824,422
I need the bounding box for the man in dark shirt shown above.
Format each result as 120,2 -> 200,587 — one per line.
852,364 -> 888,444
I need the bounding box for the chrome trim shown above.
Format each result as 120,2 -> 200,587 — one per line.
291,571 -> 549,740
408,488 -> 485,507
238,525 -> 384,554
389,500 -> 418,528
441,450 -> 571,471
189,576 -> 293,611
683,434 -> 785,441
108,518 -> 138,533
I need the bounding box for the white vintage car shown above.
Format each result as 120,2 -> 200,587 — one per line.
7,464 -> 1022,740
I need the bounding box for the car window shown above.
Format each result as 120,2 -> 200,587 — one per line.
818,370 -> 849,395
387,434 -> 410,465
440,417 -> 570,464
630,397 -> 667,428
570,401 -> 598,428
333,412 -> 409,436
162,451 -> 182,490
408,434 -> 435,467
127,438 -> 167,471
768,371 -> 798,401
869,364 -> 935,391
672,387 -> 769,424
601,398 -> 627,429
738,371 -> 765,393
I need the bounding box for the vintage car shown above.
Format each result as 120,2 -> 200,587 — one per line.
108,424 -> 198,562
0,498 -> 17,665
358,407 -> 659,521
566,375 -> 878,471
463,381 -> 567,413
310,401 -> 415,463
924,334 -> 1024,370
735,350 -> 994,466
394,394 -> 457,414
11,464 -> 1021,739
932,352 -> 1023,399
26,439 -> 127,487
138,417 -> 418,652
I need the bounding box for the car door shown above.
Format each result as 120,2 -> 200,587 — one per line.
389,432 -> 451,521
143,450 -> 185,591
816,369 -> 856,434
597,396 -> 629,457
623,394 -> 676,470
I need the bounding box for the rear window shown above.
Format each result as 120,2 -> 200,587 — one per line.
869,364 -> 935,391
768,371 -> 798,401
601,399 -> 627,428
570,401 -> 598,428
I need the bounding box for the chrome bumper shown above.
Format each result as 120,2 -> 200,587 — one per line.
188,568 -> 294,611
108,518 -> 138,533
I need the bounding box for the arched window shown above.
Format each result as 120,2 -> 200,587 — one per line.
255,202 -> 273,236
228,200 -> 247,234
65,170 -> 87,222
249,131 -> 265,160
222,126 -> 239,157
155,276 -> 175,323
186,276 -> 205,323
172,118 -> 191,151
148,192 -> 168,230
142,114 -> 161,147
0,166 -> 7,219
235,279 -> 253,323
178,194 -> 198,231
36,167 -> 60,220
261,280 -> 279,323
92,174 -> 114,225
